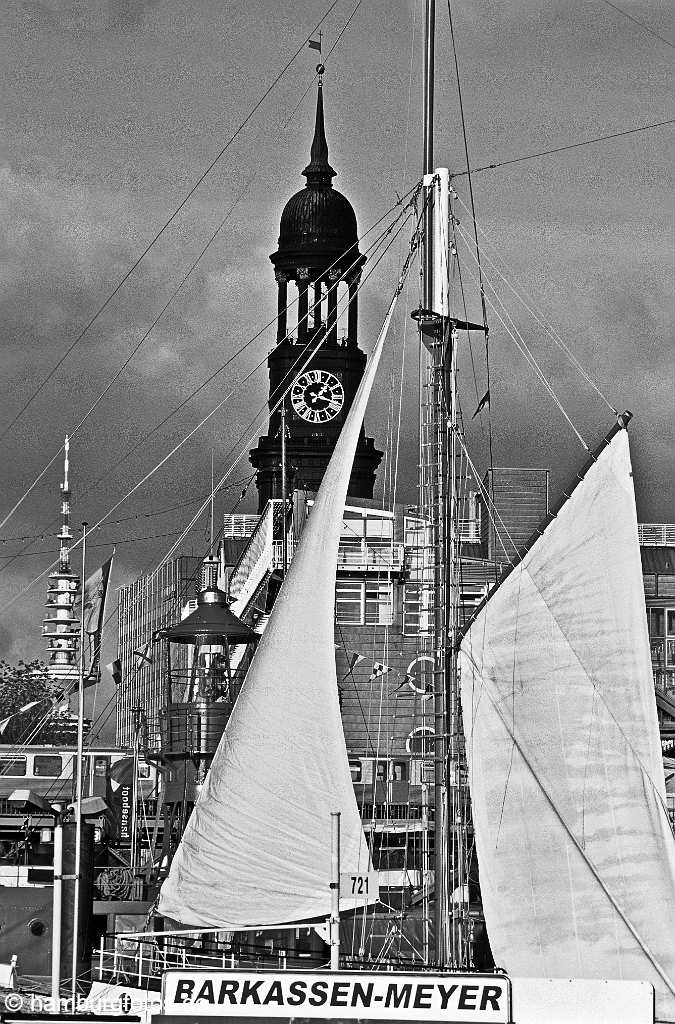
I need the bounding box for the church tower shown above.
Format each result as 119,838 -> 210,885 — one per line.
249,76 -> 382,510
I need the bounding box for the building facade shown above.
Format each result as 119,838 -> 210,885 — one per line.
116,556 -> 199,747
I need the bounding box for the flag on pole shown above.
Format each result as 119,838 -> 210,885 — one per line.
0,698 -> 50,736
368,662 -> 390,682
106,659 -> 122,686
472,389 -> 490,418
343,652 -> 365,677
133,642 -> 153,667
308,36 -> 322,52
74,554 -> 113,686
391,672 -> 416,696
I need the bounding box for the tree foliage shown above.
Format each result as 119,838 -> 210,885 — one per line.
0,659 -> 78,745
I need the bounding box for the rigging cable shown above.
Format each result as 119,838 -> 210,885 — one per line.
452,205 -> 618,414
0,187 -> 416,593
155,206 -> 418,574
282,0 -> 365,129
452,118 -> 675,179
446,0 -> 495,520
456,232 -> 590,451
0,0 -> 343,443
0,181 -> 419,567
0,198 -> 417,617
595,0 -> 674,51
0,180 -> 252,537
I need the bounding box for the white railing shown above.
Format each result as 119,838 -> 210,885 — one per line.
223,514 -> 260,539
271,539 -> 296,567
228,502 -> 279,613
639,523 -> 675,546
96,935 -> 299,989
336,543 -> 405,571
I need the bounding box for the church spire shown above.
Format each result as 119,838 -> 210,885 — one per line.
302,79 -> 336,186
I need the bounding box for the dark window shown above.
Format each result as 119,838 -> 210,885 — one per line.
33,755 -> 62,778
93,757 -> 108,777
407,728 -> 434,756
138,763 -> 151,779
392,761 -> 407,782
375,761 -> 387,781
650,608 -> 665,636
0,756 -> 26,777
349,761 -> 362,783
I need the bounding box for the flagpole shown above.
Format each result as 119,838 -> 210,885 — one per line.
71,520 -> 87,1005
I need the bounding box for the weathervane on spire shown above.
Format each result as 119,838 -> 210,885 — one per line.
308,30 -> 322,54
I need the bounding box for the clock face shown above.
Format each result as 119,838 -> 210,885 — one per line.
291,369 -> 344,423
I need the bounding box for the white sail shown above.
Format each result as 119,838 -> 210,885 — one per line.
158,295 -> 401,929
459,427 -> 675,1022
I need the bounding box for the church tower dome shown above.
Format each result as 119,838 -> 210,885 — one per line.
250,76 -> 382,511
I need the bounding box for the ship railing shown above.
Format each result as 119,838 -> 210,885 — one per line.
96,933 -> 326,985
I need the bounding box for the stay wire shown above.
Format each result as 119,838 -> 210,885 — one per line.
454,215 -> 618,413
156,207 -> 417,573
0,184 -> 418,580
452,118 -> 675,178
0,180 -> 252,537
446,0 -> 495,491
596,0 -> 674,50
0,198 -> 417,617
0,0 -> 343,443
459,248 -> 589,451
282,0 -> 365,128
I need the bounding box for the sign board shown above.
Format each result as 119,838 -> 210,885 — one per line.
340,870 -> 379,902
159,971 -> 512,1023
119,783 -> 132,844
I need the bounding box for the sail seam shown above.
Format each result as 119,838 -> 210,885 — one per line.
464,652 -> 675,998
519,562 -> 672,826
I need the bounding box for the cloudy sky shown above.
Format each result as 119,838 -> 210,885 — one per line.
0,0 -> 672,732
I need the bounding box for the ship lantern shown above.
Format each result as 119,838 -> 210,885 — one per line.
156,585 -> 256,763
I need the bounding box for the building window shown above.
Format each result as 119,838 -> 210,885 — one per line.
0,756 -> 26,777
34,755 -> 62,778
375,761 -> 387,781
349,761 -> 362,782
403,583 -> 432,636
335,580 -> 393,626
336,581 -> 363,624
392,761 -> 407,782
406,727 -> 434,756
365,581 -> 393,625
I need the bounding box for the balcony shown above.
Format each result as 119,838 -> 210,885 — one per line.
336,541 -> 405,573
639,523 -> 675,546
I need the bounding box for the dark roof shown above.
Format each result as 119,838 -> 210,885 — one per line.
157,587 -> 255,645
641,547 -> 675,573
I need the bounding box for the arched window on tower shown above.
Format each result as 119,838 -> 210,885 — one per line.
337,280 -> 350,344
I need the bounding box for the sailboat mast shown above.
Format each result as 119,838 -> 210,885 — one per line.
419,0 -> 453,967
422,0 -> 436,311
